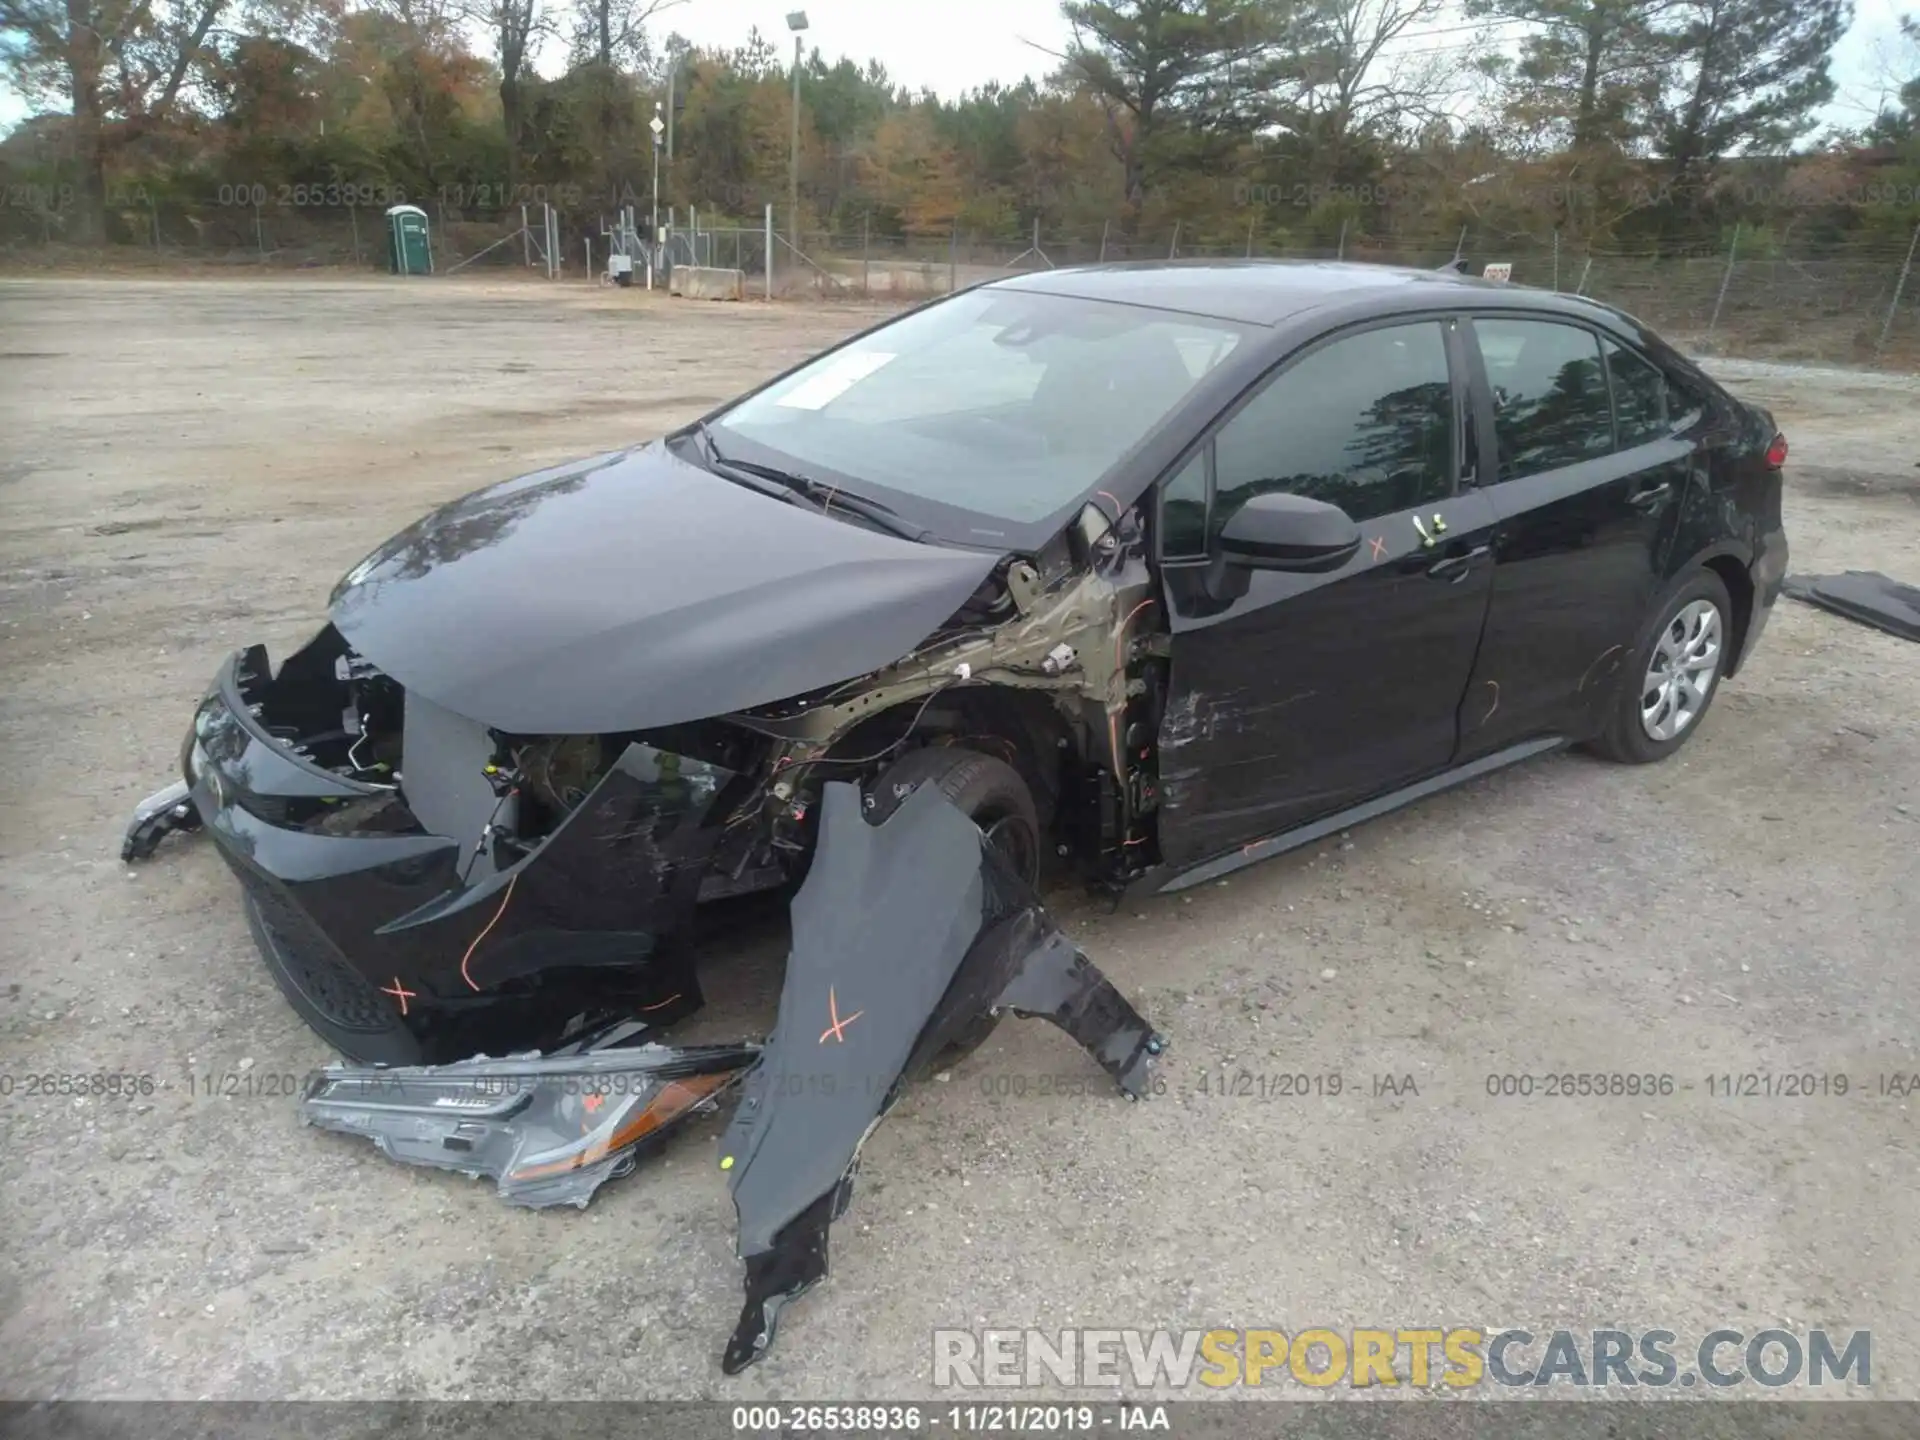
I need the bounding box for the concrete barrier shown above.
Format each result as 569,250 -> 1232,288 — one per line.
670,265 -> 747,301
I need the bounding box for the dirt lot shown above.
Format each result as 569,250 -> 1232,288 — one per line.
1,276 -> 1916,1403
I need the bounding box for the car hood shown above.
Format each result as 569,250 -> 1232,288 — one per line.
328,442 -> 1001,733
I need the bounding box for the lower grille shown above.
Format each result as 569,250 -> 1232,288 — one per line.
235,868 -> 392,1031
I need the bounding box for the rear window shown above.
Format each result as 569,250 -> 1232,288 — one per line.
1473,318 -> 1612,480
1604,338 -> 1668,448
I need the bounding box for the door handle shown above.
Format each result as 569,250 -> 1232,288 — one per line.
1628,481 -> 1673,513
1425,544 -> 1490,582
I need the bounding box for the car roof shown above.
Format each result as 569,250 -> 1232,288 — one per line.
988,258 -> 1572,328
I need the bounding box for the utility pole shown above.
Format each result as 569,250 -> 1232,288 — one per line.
649,103 -> 664,289
788,11 -> 809,277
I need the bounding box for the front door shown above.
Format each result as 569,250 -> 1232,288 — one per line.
1155,317 -> 1498,872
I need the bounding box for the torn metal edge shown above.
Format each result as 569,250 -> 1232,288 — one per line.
718,781 -> 1165,1373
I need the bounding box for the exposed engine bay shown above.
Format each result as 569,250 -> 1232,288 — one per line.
169,492 -> 1169,903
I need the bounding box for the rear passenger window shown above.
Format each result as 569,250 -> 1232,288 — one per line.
1212,321 -> 1453,531
1473,319 -> 1611,479
1666,369 -> 1711,430
1604,339 -> 1667,447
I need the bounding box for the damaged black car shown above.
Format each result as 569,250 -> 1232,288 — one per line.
130,260 -> 1787,1066
125,259 -> 1789,1372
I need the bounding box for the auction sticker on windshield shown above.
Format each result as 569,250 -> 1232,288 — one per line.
776,350 -> 897,410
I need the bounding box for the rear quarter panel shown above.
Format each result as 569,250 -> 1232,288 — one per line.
1659,366 -> 1787,672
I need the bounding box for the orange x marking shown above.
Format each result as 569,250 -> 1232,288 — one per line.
380,977 -> 417,1016
819,986 -> 865,1045
1368,534 -> 1388,561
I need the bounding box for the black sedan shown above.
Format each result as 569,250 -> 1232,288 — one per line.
128,260 -> 1788,1066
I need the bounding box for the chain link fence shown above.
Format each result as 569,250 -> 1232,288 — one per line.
5,195 -> 1918,369
0,193 -> 616,277
774,224 -> 1920,370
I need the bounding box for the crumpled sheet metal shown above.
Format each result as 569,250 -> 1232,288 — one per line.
1783,571 -> 1920,644
294,779 -> 1167,1377
299,1034 -> 757,1209
717,779 -> 1166,1373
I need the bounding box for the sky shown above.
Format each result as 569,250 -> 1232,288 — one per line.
0,0 -> 1913,136
648,0 -> 1076,90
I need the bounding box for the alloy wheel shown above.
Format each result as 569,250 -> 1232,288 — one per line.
982,812 -> 1040,887
1640,598 -> 1724,742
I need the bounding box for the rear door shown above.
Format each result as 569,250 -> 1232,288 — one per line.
1455,316 -> 1689,758
1155,316 -> 1498,870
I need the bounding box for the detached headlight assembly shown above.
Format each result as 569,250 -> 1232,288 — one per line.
300,1042 -> 758,1208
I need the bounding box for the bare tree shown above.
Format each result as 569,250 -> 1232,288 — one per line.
370,0 -> 461,32
1289,0 -> 1464,177
567,0 -> 678,68
0,0 -> 229,242
362,0 -> 469,181
458,0 -> 550,191
1861,10 -> 1918,139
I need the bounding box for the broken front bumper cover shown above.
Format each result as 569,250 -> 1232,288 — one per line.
122,638 -> 746,1061
297,779 -> 1165,1375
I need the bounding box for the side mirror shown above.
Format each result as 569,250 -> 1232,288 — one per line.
1217,492 -> 1361,572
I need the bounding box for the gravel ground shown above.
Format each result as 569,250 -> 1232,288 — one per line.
0,277 -> 1916,1402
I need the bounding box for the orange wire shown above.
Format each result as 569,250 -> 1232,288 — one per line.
459,873 -> 518,992
1113,597 -> 1156,674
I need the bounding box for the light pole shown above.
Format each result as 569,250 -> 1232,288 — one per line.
787,10 -> 808,275
649,102 -> 664,289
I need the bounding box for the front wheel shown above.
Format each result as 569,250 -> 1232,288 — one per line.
1585,569 -> 1733,765
865,747 -> 1042,1063
864,747 -> 1042,887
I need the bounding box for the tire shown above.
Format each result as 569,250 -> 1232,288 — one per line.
1585,568 -> 1734,765
865,747 -> 1042,887
244,889 -> 425,1066
865,747 -> 1043,1063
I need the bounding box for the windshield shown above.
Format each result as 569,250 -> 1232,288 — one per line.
710,289 -> 1246,527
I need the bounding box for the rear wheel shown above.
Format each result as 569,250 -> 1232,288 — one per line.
1586,568 -> 1732,765
865,747 -> 1042,1063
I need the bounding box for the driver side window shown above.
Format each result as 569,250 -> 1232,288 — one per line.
1210,322 -> 1455,540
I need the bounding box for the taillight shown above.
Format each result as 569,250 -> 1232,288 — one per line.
1765,433 -> 1788,469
